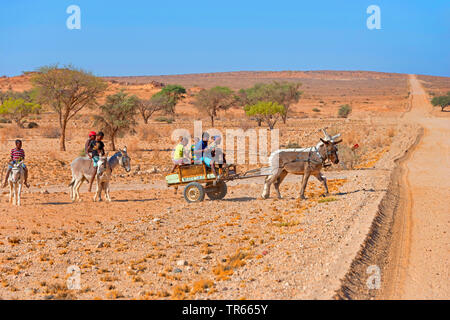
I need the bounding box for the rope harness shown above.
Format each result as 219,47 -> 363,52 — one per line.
290,146 -> 331,167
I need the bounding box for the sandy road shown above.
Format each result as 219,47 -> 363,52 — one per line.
385,75 -> 449,299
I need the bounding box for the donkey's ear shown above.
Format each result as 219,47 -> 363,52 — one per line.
320,138 -> 329,144
333,139 -> 343,145
122,146 -> 127,152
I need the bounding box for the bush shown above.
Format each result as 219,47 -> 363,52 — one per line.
0,118 -> 11,123
244,101 -> 285,129
155,116 -> 174,123
27,122 -> 39,129
338,104 -> 352,118
312,108 -> 321,112
40,126 -> 60,139
431,93 -> 450,111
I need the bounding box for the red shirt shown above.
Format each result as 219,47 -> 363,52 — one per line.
11,148 -> 25,161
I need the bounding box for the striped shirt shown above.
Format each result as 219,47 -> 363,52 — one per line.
11,148 -> 25,161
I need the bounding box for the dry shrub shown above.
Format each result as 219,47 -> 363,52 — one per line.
40,126 -> 60,139
372,135 -> 386,148
43,282 -> 76,299
212,250 -> 249,281
191,280 -> 214,295
105,290 -> 123,299
337,144 -> 361,170
3,126 -> 25,140
387,127 -> 396,138
237,119 -> 254,131
171,284 -> 190,300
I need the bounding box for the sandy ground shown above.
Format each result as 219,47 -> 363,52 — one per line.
387,75 -> 449,299
0,72 -> 447,300
0,170 -> 390,300
335,75 -> 449,300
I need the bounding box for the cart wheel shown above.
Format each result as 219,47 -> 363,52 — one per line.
206,181 -> 227,200
183,182 -> 205,203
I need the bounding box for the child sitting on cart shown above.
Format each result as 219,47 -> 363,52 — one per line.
171,137 -> 190,173
204,135 -> 225,179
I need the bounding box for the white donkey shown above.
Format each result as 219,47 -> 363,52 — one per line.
8,161 -> 25,206
94,154 -> 112,202
69,147 -> 131,202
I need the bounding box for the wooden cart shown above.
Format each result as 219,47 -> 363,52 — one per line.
165,163 -> 273,203
165,163 -> 238,203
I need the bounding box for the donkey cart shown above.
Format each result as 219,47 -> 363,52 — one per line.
165,163 -> 270,203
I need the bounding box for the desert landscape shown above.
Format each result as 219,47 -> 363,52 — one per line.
0,69 -> 448,300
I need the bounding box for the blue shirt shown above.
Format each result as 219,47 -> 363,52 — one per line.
193,140 -> 208,161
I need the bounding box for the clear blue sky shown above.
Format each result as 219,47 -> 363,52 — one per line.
1,0 -> 449,77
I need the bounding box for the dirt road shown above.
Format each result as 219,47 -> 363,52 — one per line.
385,75 -> 449,299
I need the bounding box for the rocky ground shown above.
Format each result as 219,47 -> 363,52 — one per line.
0,121 -> 419,300
1,71 -> 442,300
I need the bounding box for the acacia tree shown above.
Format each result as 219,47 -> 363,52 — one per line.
0,98 -> 41,128
32,65 -> 107,151
239,82 -> 302,124
238,83 -> 272,126
244,101 -> 285,129
93,90 -> 139,151
137,97 -> 163,124
273,82 -> 302,124
150,84 -> 186,116
431,92 -> 450,112
0,90 -> 16,104
194,86 -> 236,127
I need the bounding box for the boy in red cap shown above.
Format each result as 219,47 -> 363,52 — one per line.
85,131 -> 96,157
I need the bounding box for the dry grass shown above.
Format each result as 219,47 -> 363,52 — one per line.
138,125 -> 159,141
387,127 -> 396,138
105,290 -> 123,299
191,279 -> 214,295
43,282 -> 76,299
39,126 -> 60,139
318,197 -> 338,203
1,126 -> 25,140
212,250 -> 249,281
171,284 -> 191,299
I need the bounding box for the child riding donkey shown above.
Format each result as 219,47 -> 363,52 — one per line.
2,139 -> 30,189
85,131 -> 106,192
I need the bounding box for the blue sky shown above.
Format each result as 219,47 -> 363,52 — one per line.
0,0 -> 449,77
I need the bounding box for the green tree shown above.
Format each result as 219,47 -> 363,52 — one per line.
0,89 -> 38,104
431,93 -> 450,112
0,98 -> 41,128
0,90 -> 15,104
244,101 -> 285,129
93,90 -> 139,151
150,84 -> 186,115
239,82 -> 302,124
238,84 -> 269,126
32,65 -> 107,151
194,86 -> 236,127
270,82 -> 302,124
